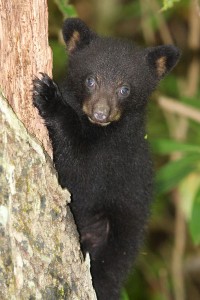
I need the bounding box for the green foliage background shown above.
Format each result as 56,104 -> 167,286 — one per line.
48,0 -> 200,299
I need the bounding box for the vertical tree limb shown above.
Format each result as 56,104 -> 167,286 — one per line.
0,0 -> 52,154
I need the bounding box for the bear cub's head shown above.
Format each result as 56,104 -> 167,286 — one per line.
62,18 -> 180,127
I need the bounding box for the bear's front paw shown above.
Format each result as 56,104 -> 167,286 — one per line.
33,73 -> 62,117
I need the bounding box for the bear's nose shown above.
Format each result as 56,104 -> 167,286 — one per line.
93,106 -> 110,122
94,111 -> 107,121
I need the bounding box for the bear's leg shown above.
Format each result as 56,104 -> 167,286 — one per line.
79,210 -> 142,300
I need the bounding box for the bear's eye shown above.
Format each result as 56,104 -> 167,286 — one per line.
85,76 -> 96,89
118,85 -> 130,98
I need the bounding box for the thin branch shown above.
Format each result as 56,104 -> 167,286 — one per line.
185,0 -> 200,97
195,0 -> 200,17
188,0 -> 200,48
150,0 -> 173,44
157,96 -> 200,123
171,190 -> 186,300
140,0 -> 156,45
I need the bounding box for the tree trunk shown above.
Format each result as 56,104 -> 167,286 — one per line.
0,1 -> 96,299
0,0 -> 52,154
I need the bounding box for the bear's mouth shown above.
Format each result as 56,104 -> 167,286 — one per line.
88,116 -> 111,126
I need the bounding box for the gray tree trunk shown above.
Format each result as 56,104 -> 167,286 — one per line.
0,1 -> 96,299
0,94 -> 96,299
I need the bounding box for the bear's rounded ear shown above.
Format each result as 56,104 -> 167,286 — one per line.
62,18 -> 97,54
145,45 -> 181,79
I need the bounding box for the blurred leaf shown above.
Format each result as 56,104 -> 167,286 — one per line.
49,40 -> 67,81
156,155 -> 200,195
116,2 -> 141,20
189,187 -> 200,245
159,74 -> 179,98
62,4 -> 77,17
152,294 -> 168,300
54,0 -> 77,17
151,139 -> 200,155
180,96 -> 200,109
179,173 -> 200,220
120,289 -> 130,300
161,0 -> 180,11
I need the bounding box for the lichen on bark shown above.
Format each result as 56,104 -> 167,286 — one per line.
0,94 -> 97,300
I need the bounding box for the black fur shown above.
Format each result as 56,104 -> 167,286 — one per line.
33,18 -> 180,300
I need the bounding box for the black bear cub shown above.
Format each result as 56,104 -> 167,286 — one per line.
33,18 -> 180,299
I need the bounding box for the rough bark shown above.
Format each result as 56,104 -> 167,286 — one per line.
0,0 -> 96,299
0,94 -> 96,299
0,0 -> 52,154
